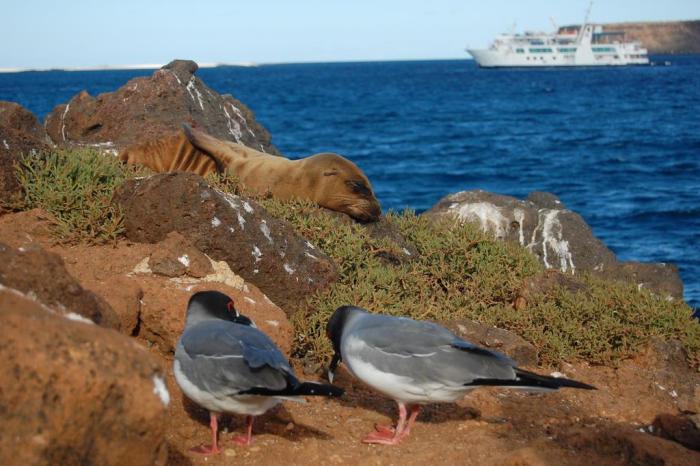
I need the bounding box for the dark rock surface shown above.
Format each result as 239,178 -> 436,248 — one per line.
446,319 -> 539,366
0,241 -> 120,329
0,287 -> 168,466
652,413 -> 700,451
560,422 -> 700,465
0,102 -> 52,209
44,59 -> 279,154
113,173 -> 337,312
424,190 -> 684,299
148,231 -> 213,278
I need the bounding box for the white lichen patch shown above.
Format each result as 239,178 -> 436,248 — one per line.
237,213 -> 246,229
228,103 -> 257,138
528,209 -> 575,273
2,139 -> 8,150
453,202 -> 509,239
265,320 -> 280,327
64,312 -> 94,325
130,257 -> 153,275
170,256 -> 245,290
259,220 -> 273,243
549,371 -> 566,378
252,246 -> 262,263
402,248 -> 411,256
242,201 -> 254,213
60,103 -> 70,141
211,217 -> 222,228
152,374 -> 171,408
178,254 -> 190,267
186,77 -> 205,110
222,103 -> 243,142
283,263 -> 295,275
244,297 -> 256,304
513,208 -> 526,245
304,251 -> 319,261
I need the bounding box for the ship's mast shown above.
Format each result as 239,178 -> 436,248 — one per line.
576,0 -> 594,44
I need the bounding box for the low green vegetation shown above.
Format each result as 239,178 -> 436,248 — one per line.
12,148 -> 699,367
15,149 -> 140,244
260,197 -> 700,368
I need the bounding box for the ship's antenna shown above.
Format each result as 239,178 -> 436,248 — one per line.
550,16 -> 558,32
576,0 -> 593,43
510,21 -> 517,35
583,0 -> 593,27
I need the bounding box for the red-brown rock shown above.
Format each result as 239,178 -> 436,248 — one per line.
0,287 -> 168,466
44,59 -> 278,154
0,241 -> 120,329
0,102 -> 52,210
113,173 -> 337,313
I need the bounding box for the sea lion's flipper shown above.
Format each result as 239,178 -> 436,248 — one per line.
182,124 -> 234,173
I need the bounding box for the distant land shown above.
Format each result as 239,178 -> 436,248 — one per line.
0,61 -> 258,74
561,20 -> 700,55
603,20 -> 700,54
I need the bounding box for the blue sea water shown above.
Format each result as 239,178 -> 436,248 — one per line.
1,58 -> 699,310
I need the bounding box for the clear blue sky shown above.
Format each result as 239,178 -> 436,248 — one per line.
2,0 -> 699,68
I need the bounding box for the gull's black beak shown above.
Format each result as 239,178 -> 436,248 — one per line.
328,353 -> 341,384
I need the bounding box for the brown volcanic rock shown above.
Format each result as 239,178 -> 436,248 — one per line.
148,231 -> 213,278
113,172 -> 337,312
0,102 -> 52,210
560,422 -> 700,465
446,319 -> 539,366
0,287 -> 168,466
44,59 -> 279,154
424,190 -> 684,300
0,241 -> 120,329
652,413 -> 700,451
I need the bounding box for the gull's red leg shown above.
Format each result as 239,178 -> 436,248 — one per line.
363,402 -> 408,445
190,411 -> 222,455
232,415 -> 254,446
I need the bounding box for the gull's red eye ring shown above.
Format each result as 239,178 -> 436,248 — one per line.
227,301 -> 235,313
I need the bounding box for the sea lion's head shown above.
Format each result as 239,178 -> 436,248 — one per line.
305,153 -> 382,223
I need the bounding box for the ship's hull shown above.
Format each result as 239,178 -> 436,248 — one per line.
467,48 -> 649,68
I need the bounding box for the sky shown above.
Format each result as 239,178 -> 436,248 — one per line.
2,0 -> 699,69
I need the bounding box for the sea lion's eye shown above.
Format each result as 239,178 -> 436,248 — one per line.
323,169 -> 339,176
346,180 -> 371,196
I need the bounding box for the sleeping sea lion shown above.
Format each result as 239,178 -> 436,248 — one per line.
118,126 -> 381,222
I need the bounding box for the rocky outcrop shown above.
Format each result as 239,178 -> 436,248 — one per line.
559,21 -> 700,55
605,21 -> 700,55
424,190 -> 684,299
0,102 -> 52,209
0,286 -> 168,466
0,242 -> 120,329
113,173 -> 337,312
44,59 -> 279,154
447,319 -> 538,366
560,422 -> 700,465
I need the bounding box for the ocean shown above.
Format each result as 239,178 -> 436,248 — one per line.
1,58 -> 698,310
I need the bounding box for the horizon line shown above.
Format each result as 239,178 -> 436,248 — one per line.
0,57 -> 473,74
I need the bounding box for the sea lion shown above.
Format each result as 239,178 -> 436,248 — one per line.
118,130 -> 223,175
118,126 -> 382,222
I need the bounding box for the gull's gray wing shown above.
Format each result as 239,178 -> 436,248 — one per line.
346,314 -> 517,385
176,320 -> 295,396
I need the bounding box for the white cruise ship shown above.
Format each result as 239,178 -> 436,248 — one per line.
466,6 -> 649,68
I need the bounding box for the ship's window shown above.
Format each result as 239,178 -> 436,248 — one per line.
516,48 -> 525,53
529,48 -> 553,53
558,47 -> 577,53
592,46 -> 615,53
